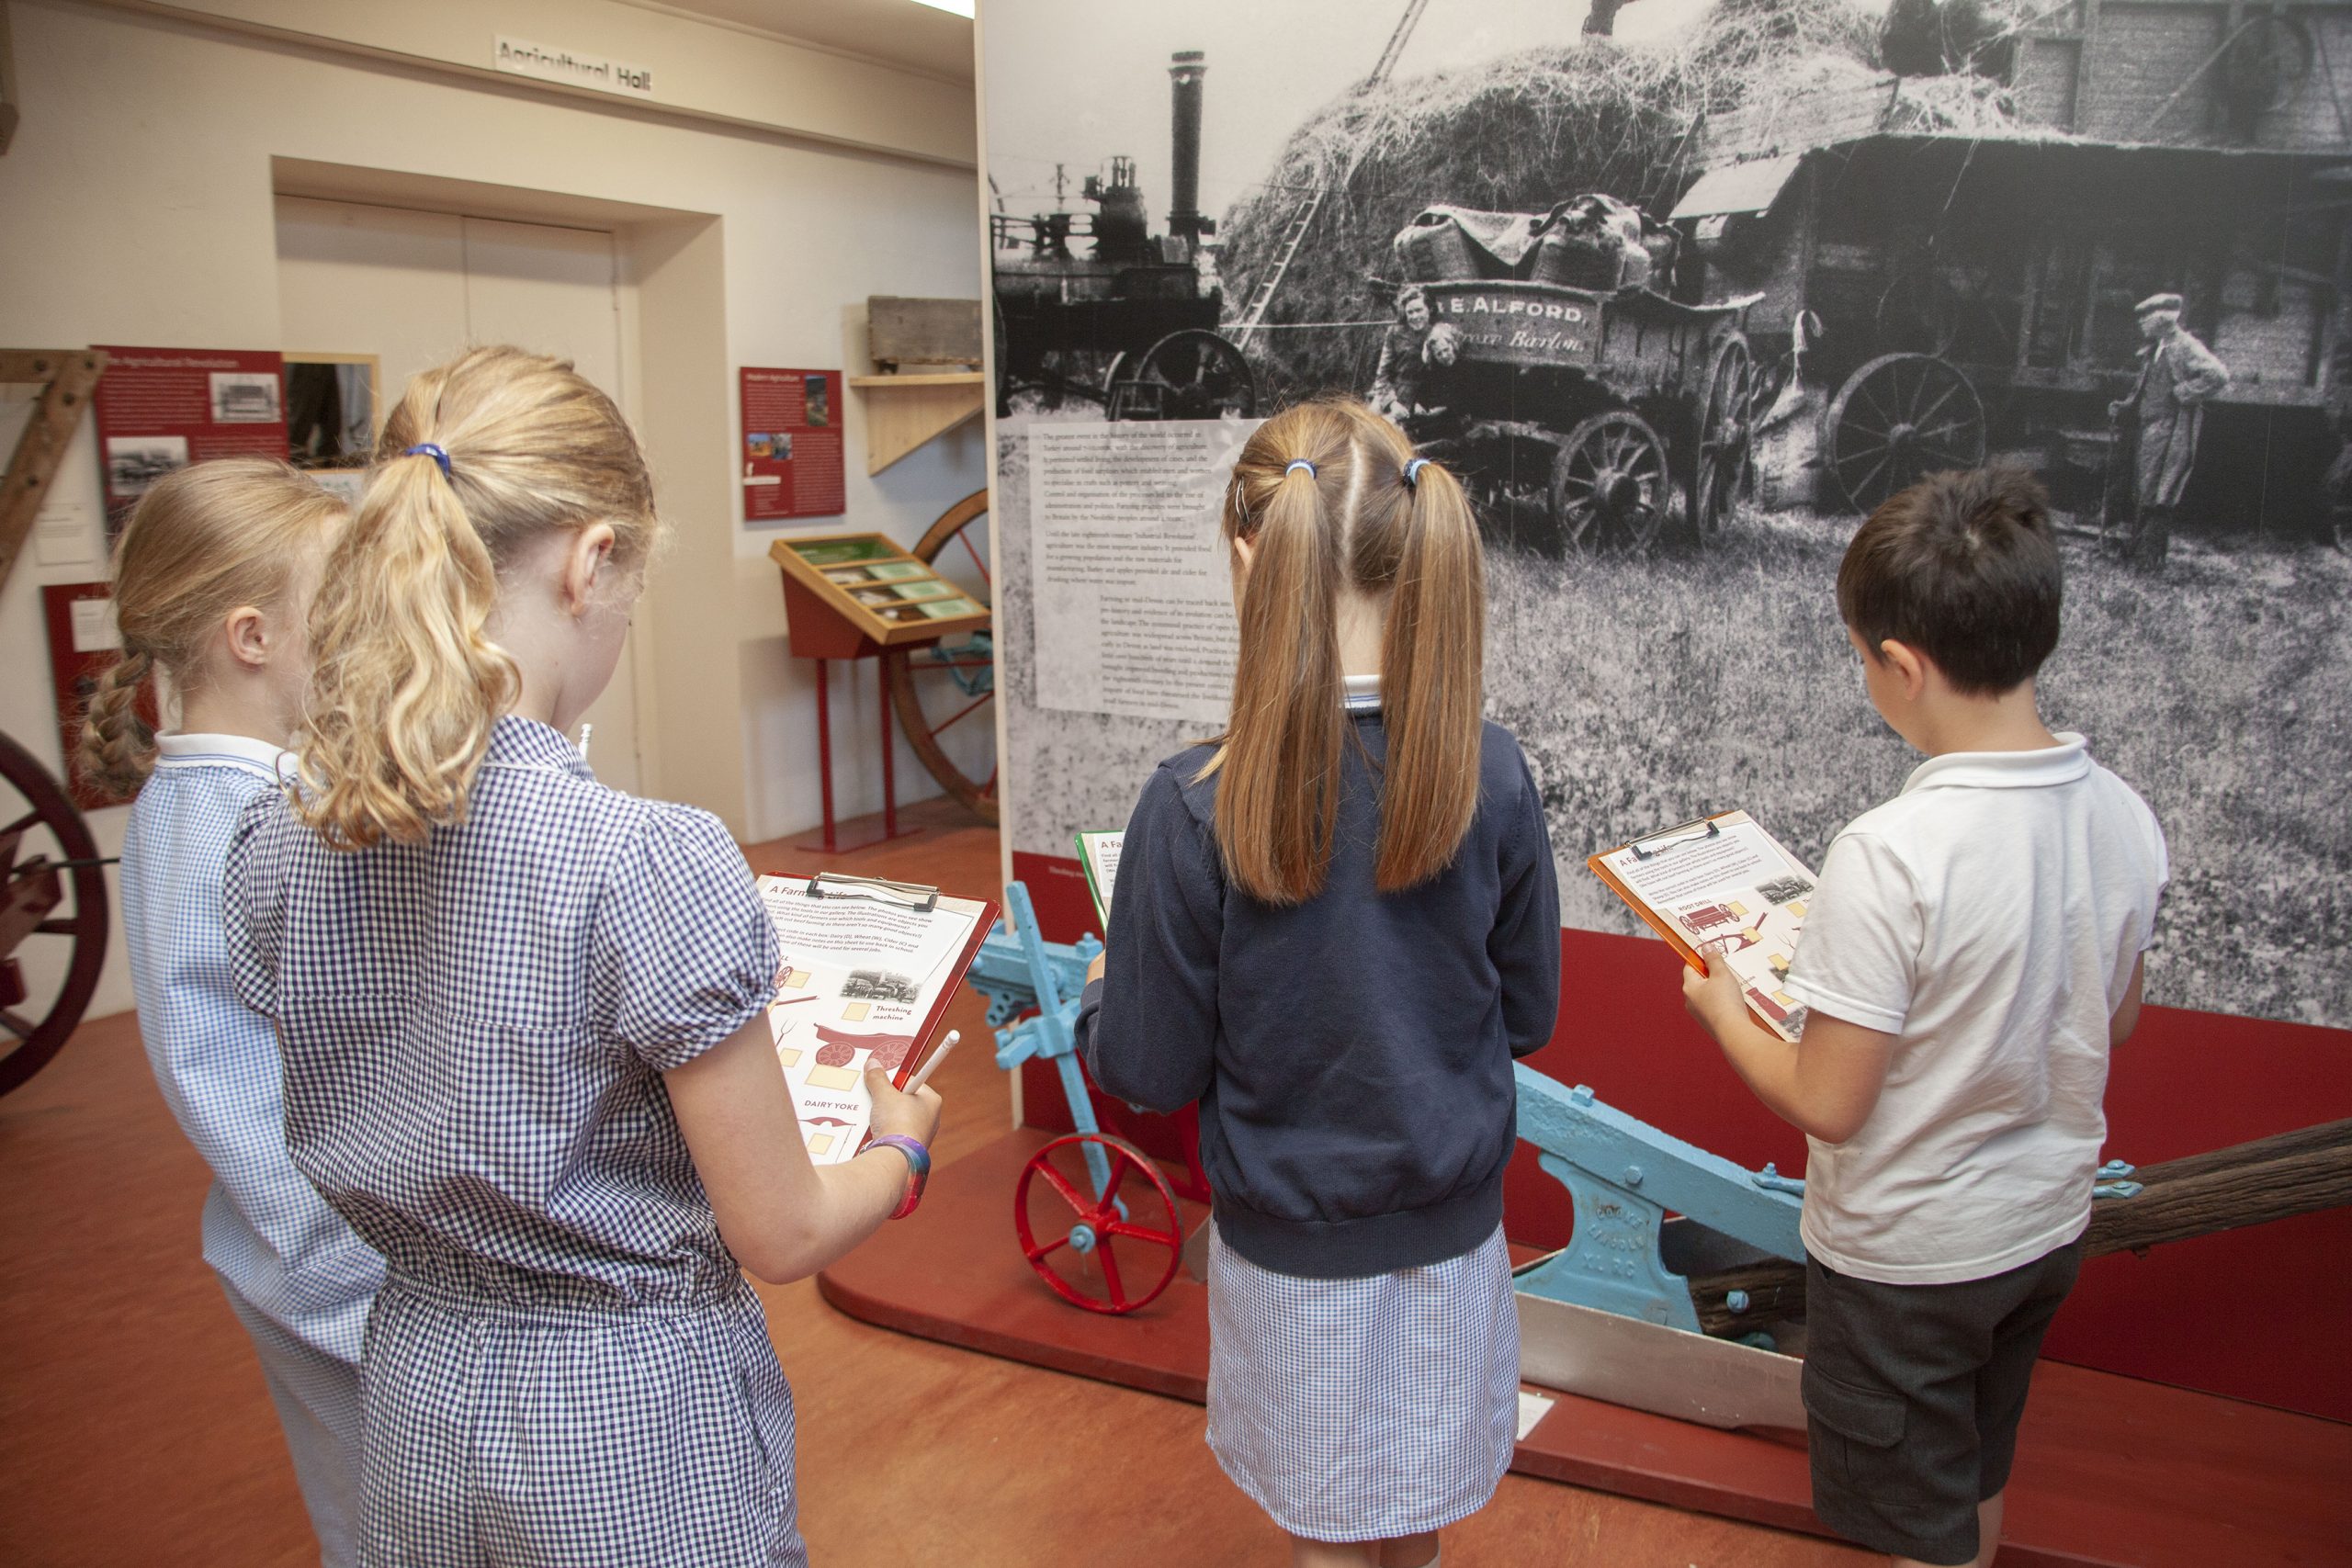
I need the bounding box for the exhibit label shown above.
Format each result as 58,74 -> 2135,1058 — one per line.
92,346 -> 289,536
493,38 -> 654,97
1026,421 -> 1255,723
740,368 -> 847,522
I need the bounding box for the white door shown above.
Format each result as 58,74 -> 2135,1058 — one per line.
275,199 -> 645,794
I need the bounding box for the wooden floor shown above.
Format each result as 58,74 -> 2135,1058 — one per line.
0,797 -> 1875,1567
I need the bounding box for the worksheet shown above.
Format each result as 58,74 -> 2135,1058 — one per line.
756,875 -> 990,1164
1589,811 -> 1819,1043
1075,829 -> 1124,926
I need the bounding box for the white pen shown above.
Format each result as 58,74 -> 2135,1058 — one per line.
576,721 -> 594,761
903,1030 -> 960,1094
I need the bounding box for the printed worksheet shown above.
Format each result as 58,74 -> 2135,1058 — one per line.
1589,811 -> 1819,1043
1076,829 -> 1123,925
756,875 -> 989,1164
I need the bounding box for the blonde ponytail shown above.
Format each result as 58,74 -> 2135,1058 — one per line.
74,458 -> 346,800
296,346 -> 659,849
1375,456 -> 1485,891
1205,398 -> 1487,904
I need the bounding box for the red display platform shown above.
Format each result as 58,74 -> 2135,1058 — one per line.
820,1128 -> 2352,1568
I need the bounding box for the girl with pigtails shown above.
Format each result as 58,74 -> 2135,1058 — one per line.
221,346 -> 940,1568
1076,399 -> 1563,1567
97,459 -> 383,1568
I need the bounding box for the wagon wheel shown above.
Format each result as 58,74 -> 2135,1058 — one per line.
1015,1133 -> 1184,1314
1550,411 -> 1673,555
1690,333 -> 1755,539
884,490 -> 997,826
1107,330 -> 1258,422
1823,354 -> 1986,515
0,732 -> 109,1097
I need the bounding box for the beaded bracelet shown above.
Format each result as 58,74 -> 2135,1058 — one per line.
869,1134 -> 932,1220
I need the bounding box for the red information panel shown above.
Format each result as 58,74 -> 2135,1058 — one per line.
740,367 -> 846,521
92,345 -> 289,534
40,582 -> 153,810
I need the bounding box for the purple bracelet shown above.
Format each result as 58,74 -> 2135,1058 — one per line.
868,1134 -> 931,1218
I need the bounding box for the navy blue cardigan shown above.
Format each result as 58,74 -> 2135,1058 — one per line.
1073,716 -> 1562,1278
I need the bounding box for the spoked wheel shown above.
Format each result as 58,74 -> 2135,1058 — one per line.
1823,353 -> 1986,514
1014,1133 -> 1184,1314
0,732 -> 109,1097
1550,410 -> 1673,555
1690,333 -> 1755,540
1105,330 -> 1259,422
884,490 -> 997,825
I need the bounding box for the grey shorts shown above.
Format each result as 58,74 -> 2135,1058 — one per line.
1802,1237 -> 2085,1566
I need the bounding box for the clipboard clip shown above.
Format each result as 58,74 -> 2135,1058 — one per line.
1630,816 -> 1723,861
806,872 -> 939,913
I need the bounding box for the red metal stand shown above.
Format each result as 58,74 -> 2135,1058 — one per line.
780,571 -> 925,856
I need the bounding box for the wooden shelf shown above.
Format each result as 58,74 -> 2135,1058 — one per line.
848,372 -> 986,474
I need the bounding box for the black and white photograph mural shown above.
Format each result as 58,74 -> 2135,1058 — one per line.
983,0 -> 2352,1027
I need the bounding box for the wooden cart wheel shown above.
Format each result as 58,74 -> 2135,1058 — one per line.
1823,353 -> 1986,515
1110,330 -> 1259,422
0,732 -> 109,1098
1690,333 -> 1755,540
1550,410 -> 1673,555
1015,1133 -> 1185,1314
884,490 -> 997,826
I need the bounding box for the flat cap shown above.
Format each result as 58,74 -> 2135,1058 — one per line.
2135,291 -> 2185,317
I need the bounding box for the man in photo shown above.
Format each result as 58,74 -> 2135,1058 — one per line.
2109,292 -> 2228,570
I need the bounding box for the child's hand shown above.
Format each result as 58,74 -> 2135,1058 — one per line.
1086,950 -> 1106,986
1680,959 -> 1745,1041
866,1066 -> 943,1147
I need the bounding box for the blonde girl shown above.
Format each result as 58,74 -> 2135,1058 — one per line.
220,346 -> 941,1568
1075,398 -> 1563,1567
92,459 -> 383,1568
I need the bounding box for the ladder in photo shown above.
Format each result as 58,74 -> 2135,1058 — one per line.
1230,0 -> 1431,348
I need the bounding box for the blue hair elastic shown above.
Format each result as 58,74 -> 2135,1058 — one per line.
404,442 -> 453,478
1402,457 -> 1430,489
1284,459 -> 1317,479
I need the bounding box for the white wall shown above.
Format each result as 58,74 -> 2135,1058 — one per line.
0,0 -> 985,1021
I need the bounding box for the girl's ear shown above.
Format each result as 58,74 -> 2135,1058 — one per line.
221,605 -> 271,670
561,523 -> 619,615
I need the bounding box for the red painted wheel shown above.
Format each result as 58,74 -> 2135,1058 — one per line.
1014,1133 -> 1184,1314
0,731 -> 109,1097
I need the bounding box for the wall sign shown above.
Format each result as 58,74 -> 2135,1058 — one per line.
492,38 -> 654,98
740,367 -> 846,522
91,345 -> 288,536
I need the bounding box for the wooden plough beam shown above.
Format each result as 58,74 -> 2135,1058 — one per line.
0,349 -> 107,592
1685,1118 -> 2352,1336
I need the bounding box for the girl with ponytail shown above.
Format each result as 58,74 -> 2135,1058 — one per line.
99,459 -> 382,1567
1075,399 -> 1563,1568
220,346 -> 939,1567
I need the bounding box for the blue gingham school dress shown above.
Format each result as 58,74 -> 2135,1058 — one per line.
121,731 -> 386,1566
224,716 -> 797,1568
1205,1224 -> 1520,1542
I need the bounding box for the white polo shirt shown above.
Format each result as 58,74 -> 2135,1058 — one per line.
1782,734 -> 2166,1285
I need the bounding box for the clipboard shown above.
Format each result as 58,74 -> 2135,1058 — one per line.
1588,809 -> 1821,1043
756,872 -> 998,1161
1073,830 -> 1123,928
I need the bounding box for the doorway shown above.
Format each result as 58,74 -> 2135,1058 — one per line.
274,197 -> 645,794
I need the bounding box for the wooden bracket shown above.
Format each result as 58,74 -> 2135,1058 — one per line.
0,349 -> 109,592
847,372 -> 984,476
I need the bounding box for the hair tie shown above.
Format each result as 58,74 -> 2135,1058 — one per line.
1402,457 -> 1430,489
1284,459 -> 1317,479
404,443 -> 453,479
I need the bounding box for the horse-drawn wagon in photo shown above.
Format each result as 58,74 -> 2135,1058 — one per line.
989,51 -> 1260,423
1669,9 -> 2352,536
1374,196 -> 1761,555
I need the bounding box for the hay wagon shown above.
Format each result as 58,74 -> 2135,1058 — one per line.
1672,15 -> 2352,535
1380,201 -> 1759,554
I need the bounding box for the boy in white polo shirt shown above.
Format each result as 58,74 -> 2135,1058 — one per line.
1678,466 -> 2166,1568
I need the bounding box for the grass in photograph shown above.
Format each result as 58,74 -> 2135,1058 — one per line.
1487,509 -> 2351,1027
